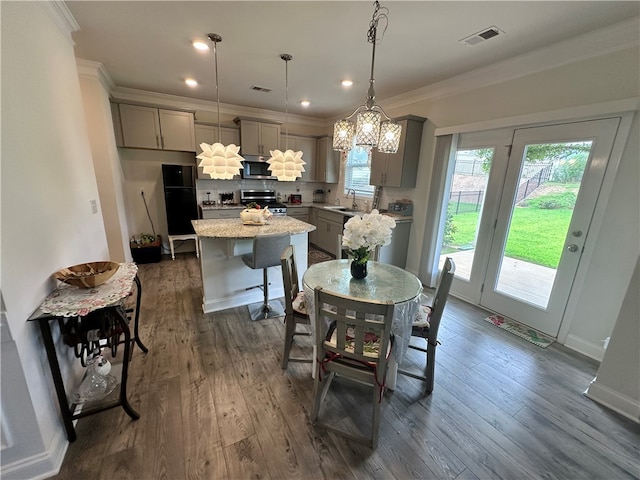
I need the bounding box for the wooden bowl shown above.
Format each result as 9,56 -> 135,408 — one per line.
54,261 -> 120,288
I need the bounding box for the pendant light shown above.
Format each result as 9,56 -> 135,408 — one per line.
267,54 -> 306,181
196,33 -> 245,180
333,1 -> 401,154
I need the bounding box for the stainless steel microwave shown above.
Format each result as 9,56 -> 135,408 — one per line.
241,157 -> 276,180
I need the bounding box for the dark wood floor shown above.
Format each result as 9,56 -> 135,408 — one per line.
51,254 -> 639,480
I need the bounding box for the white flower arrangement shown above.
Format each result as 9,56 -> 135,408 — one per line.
342,209 -> 396,264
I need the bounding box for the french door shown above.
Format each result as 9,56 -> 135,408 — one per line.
440,118 -> 620,337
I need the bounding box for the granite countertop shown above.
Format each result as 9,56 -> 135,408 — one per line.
199,202 -> 329,210
192,216 -> 316,239
198,202 -> 412,221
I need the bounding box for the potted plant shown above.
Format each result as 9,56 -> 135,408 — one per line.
129,233 -> 162,264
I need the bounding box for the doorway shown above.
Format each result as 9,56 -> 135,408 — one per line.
439,118 -> 620,337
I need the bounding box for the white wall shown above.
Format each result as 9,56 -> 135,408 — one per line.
78,61 -> 132,262
586,257 -> 640,422
1,2 -> 109,477
382,47 -> 639,361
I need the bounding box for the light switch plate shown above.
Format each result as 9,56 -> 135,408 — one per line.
90,199 -> 98,214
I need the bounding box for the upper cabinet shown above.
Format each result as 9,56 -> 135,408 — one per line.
194,123 -> 241,179
234,117 -> 280,156
117,104 -> 196,152
370,115 -> 426,188
316,136 -> 340,184
280,134 -> 316,182
110,102 -> 124,147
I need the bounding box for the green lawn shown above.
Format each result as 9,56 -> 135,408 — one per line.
447,206 -> 573,268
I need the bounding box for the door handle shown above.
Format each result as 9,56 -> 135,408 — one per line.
572,230 -> 583,237
567,244 -> 579,252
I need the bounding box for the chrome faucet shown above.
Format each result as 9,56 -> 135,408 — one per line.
347,189 -> 358,210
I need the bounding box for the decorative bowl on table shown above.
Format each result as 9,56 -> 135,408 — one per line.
54,261 -> 120,288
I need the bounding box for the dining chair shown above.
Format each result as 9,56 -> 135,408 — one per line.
398,257 -> 455,395
280,245 -> 311,369
310,287 -> 395,449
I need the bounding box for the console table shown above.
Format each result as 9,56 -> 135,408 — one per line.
29,262 -> 148,442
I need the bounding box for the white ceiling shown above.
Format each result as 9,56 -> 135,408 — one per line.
66,1 -> 640,120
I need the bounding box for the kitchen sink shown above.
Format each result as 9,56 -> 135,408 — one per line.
323,205 -> 363,214
324,205 -> 347,210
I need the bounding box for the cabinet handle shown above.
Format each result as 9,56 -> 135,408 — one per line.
156,135 -> 160,149
160,135 -> 164,149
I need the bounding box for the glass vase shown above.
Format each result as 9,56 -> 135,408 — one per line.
73,355 -> 117,404
350,260 -> 368,280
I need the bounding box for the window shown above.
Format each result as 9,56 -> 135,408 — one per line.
344,146 -> 374,197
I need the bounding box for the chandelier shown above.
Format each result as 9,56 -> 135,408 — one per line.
268,54 -> 306,181
196,33 -> 245,179
333,1 -> 401,154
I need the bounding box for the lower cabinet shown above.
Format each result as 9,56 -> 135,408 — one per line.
377,221 -> 412,268
287,207 -> 310,223
314,209 -> 345,255
309,207 -> 318,245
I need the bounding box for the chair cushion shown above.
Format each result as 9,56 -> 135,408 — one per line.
292,291 -> 307,315
324,323 -> 390,359
413,304 -> 432,328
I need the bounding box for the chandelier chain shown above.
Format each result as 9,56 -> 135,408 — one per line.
207,33 -> 223,139
367,1 -> 388,45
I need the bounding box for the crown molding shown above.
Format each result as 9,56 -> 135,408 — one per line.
41,1 -> 79,46
383,17 -> 640,113
76,60 -> 116,92
108,86 -> 326,129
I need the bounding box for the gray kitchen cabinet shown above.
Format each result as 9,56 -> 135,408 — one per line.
280,134 -> 316,182
370,115 -> 425,187
376,220 -> 412,268
234,117 -> 280,156
200,208 -> 242,220
194,123 -> 241,179
287,206 -> 310,223
314,209 -> 345,255
309,207 -> 318,245
110,102 -> 124,147
316,136 -> 340,184
118,104 -> 196,152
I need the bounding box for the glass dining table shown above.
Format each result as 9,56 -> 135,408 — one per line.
302,259 -> 423,389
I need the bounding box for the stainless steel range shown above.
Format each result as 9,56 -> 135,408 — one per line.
239,189 -> 288,216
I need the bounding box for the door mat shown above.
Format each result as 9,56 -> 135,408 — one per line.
484,315 -> 554,348
308,249 -> 333,265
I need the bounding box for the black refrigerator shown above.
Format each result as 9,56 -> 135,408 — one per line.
162,164 -> 198,235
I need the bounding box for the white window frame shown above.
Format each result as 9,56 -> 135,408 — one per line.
343,146 -> 374,197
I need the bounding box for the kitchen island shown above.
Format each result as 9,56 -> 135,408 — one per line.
192,216 -> 316,313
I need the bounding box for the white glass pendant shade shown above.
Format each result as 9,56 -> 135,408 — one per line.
333,119 -> 355,151
267,149 -> 306,182
377,121 -> 402,153
355,110 -> 381,149
196,142 -> 244,180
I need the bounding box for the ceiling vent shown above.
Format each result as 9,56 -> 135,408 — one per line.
460,26 -> 503,46
250,85 -> 272,93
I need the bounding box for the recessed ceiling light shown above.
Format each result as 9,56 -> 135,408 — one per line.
341,80 -> 353,87
193,41 -> 209,51
185,78 -> 198,87
300,100 -> 310,107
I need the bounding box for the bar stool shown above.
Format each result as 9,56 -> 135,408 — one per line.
242,233 -> 290,320
168,234 -> 199,260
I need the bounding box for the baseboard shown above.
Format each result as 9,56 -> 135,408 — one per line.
585,378 -> 640,423
1,428 -> 68,480
563,333 -> 605,361
202,286 -> 285,314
